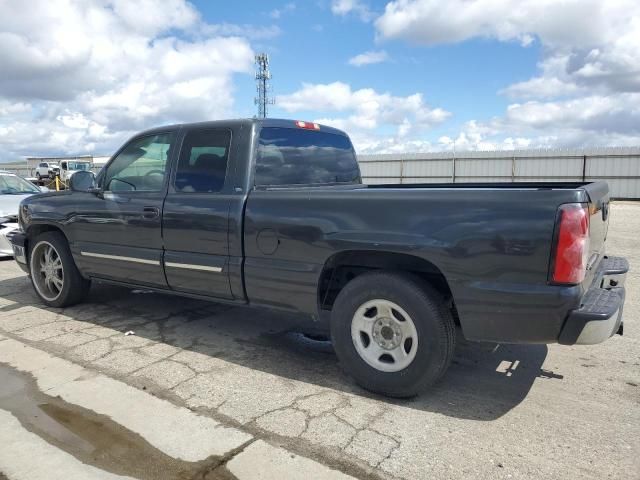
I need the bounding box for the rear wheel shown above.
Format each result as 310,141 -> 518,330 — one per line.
29,231 -> 90,307
330,271 -> 455,398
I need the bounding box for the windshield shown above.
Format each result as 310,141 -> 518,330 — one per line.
67,162 -> 90,171
0,175 -> 40,194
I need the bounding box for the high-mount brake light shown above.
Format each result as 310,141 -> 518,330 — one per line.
551,203 -> 590,284
295,120 -> 320,130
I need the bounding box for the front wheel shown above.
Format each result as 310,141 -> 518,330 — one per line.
29,231 -> 90,307
330,271 -> 456,398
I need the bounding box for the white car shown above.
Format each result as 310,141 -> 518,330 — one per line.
35,162 -> 60,181
0,172 -> 45,256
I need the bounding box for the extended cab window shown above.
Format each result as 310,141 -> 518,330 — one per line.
255,127 -> 360,186
103,133 -> 172,192
174,129 -> 230,193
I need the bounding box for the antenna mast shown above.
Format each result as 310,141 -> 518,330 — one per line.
254,53 -> 275,118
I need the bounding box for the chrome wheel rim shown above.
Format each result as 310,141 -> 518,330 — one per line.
31,241 -> 64,301
351,299 -> 419,372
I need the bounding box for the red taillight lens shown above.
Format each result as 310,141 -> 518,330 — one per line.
295,120 -> 320,130
552,203 -> 590,284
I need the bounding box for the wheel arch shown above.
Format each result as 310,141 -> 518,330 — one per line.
317,250 -> 458,320
24,223 -> 69,260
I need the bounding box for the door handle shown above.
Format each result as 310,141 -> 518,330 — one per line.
142,206 -> 160,219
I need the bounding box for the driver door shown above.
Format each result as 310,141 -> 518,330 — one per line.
70,131 -> 175,288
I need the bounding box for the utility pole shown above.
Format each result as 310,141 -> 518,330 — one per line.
254,53 -> 275,118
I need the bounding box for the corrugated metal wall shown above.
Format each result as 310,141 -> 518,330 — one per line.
358,147 -> 640,199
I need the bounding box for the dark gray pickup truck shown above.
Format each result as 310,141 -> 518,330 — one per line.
11,118 -> 628,397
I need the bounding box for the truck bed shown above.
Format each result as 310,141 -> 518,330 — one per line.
244,180 -> 610,343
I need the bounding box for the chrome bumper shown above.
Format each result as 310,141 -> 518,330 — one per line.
559,256 -> 628,345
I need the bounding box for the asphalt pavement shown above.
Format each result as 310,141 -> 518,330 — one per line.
0,202 -> 638,480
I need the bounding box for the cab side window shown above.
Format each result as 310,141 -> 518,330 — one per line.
174,129 -> 230,193
103,133 -> 173,192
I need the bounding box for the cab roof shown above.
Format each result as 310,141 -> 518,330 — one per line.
135,118 -> 349,138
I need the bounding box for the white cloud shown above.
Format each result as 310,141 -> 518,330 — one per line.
270,3 -> 296,19
331,0 -> 374,22
376,0 -> 640,94
348,50 -> 389,66
0,101 -> 31,116
111,0 -> 199,36
376,0 -> 625,48
437,121 -> 535,151
372,0 -> 640,152
351,134 -> 434,154
501,76 -> 582,100
500,55 -> 586,99
201,23 -> 281,40
437,93 -> 640,151
504,94 -> 640,133
278,81 -> 449,127
278,81 -> 450,152
0,0 -> 256,160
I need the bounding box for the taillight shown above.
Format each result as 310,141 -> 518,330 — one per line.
295,120 -> 320,130
551,203 -> 590,284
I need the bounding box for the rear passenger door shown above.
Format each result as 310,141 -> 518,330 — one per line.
162,128 -> 234,299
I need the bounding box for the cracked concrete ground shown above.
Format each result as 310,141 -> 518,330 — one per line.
1,202 -> 639,479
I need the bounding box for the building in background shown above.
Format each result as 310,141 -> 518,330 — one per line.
0,155 -> 110,178
358,146 -> 640,199
26,155 -> 92,170
1,147 -> 639,199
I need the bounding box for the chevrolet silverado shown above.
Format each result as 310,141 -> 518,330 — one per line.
11,118 -> 628,397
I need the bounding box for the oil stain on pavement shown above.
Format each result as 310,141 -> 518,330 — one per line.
0,363 -> 228,480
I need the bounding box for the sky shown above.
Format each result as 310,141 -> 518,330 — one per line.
0,0 -> 639,161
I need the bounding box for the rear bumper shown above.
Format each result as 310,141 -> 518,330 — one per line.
558,256 -> 628,345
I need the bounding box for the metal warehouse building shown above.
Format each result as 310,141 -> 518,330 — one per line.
2,147 -> 639,199
358,146 -> 640,199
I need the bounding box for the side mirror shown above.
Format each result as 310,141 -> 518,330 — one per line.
39,186 -> 49,193
69,171 -> 98,192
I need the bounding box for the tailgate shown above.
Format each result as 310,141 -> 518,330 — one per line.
582,181 -> 610,283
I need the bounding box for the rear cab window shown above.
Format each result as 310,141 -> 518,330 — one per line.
255,127 -> 361,187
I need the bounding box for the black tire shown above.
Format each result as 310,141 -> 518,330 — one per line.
28,231 -> 90,308
330,271 -> 456,398
36,173 -> 41,181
